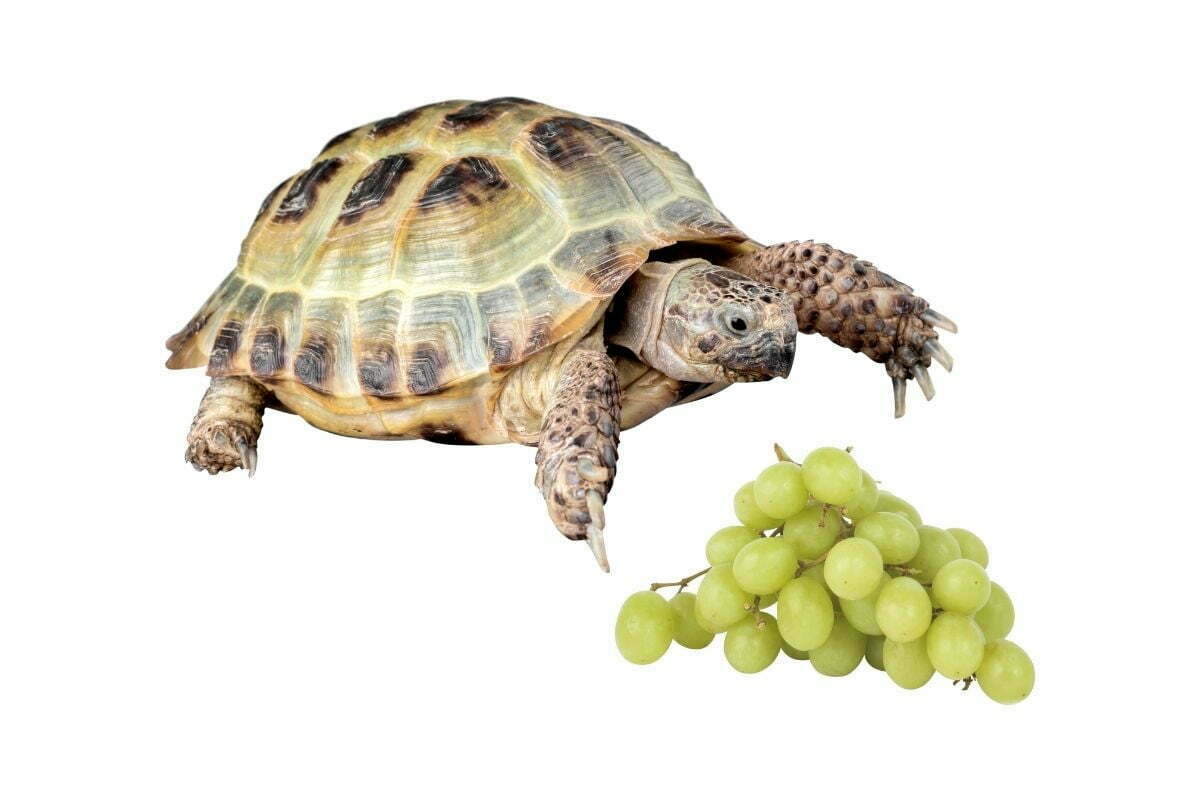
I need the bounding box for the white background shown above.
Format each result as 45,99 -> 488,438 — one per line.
2,1 -> 1196,797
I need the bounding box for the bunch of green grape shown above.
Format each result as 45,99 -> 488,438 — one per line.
615,445 -> 1035,704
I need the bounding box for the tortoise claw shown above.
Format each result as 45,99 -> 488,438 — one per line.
586,489 -> 609,572
921,309 -> 958,333
237,441 -> 258,477
923,339 -> 954,372
913,364 -> 936,400
892,376 -> 908,418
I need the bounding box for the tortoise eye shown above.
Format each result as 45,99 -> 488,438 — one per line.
730,317 -> 748,332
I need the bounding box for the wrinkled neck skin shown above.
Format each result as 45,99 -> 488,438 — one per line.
608,259 -> 718,383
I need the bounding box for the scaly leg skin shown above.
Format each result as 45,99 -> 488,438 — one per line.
727,241 -> 957,417
534,350 -> 621,572
185,376 -> 268,476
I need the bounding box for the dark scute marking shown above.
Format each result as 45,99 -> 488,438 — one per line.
419,425 -> 476,445
273,159 -> 343,223
406,344 -> 445,395
553,226 -> 637,294
320,127 -> 358,153
595,117 -> 665,148
527,116 -> 615,170
358,347 -> 398,396
294,334 -> 332,392
370,102 -> 442,138
441,97 -> 536,131
337,154 -> 417,224
417,157 -> 508,210
208,320 -> 243,373
250,327 -> 284,376
254,179 -> 289,222
476,282 -> 523,367
657,197 -> 741,239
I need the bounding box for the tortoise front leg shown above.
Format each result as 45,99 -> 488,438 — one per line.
535,350 -> 621,571
185,376 -> 267,475
727,241 -> 957,417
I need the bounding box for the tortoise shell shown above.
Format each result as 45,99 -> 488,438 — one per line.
166,98 -> 746,400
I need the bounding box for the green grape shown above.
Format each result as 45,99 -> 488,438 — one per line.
734,482 -> 783,531
840,579 -> 884,636
695,563 -> 753,632
754,461 -> 809,519
669,591 -> 715,650
875,576 -> 933,642
854,511 -> 920,564
883,636 -> 935,689
758,592 -> 778,609
947,527 -> 989,567
809,615 -> 866,676
843,471 -> 879,522
615,591 -> 675,665
926,612 -> 986,679
801,562 -> 829,591
800,447 -> 863,505
724,613 -> 782,673
824,538 -> 884,600
932,558 -> 991,614
974,582 -> 1015,642
782,505 -> 845,559
781,640 -> 809,660
705,525 -> 760,566
777,576 -> 835,650
906,526 -> 962,584
864,635 -> 886,671
874,491 -> 922,527
733,536 -> 800,595
976,640 -> 1035,704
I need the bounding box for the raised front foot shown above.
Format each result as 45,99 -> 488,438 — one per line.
728,241 -> 957,417
535,350 -> 621,571
185,376 -> 268,476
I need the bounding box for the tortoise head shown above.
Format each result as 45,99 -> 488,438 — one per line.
609,259 -> 797,384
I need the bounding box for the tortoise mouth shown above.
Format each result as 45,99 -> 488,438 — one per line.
719,335 -> 795,381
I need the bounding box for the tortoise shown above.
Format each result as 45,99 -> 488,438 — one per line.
166,97 -> 956,570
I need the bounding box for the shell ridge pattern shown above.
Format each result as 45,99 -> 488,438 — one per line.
168,99 -> 747,399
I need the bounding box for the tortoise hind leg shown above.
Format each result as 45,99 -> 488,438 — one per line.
185,376 -> 268,475
535,350 -> 621,571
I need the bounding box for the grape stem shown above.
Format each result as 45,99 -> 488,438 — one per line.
650,567 -> 711,594
774,443 -> 793,463
952,675 -> 976,692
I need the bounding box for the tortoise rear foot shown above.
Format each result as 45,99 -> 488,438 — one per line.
535,350 -> 621,572
185,377 -> 267,476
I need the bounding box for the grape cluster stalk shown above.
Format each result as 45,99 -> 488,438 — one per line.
614,445 -> 1035,704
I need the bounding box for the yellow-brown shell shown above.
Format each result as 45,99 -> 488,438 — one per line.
166,98 -> 746,399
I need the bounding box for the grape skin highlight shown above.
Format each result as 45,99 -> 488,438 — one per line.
809,615 -> 866,676
733,536 -> 801,595
615,591 -> 676,665
925,612 -> 986,679
974,582 -> 1015,642
724,613 -> 783,673
824,538 -> 884,600
976,640 -> 1035,704
705,525 -> 760,566
777,576 -> 835,650
754,461 -> 809,520
782,505 -> 844,559
800,447 -> 863,505
695,563 -> 753,632
734,482 -> 783,531
932,558 -> 991,614
855,511 -> 920,564
670,591 -> 715,650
